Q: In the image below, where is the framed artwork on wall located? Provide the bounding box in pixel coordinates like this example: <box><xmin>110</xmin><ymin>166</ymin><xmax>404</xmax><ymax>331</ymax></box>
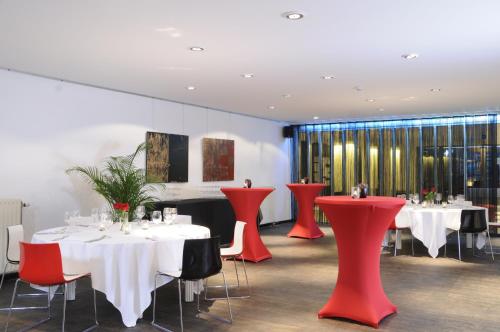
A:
<box><xmin>202</xmin><ymin>138</ymin><xmax>234</xmax><ymax>181</ymax></box>
<box><xmin>146</xmin><ymin>131</ymin><xmax>189</xmax><ymax>183</ymax></box>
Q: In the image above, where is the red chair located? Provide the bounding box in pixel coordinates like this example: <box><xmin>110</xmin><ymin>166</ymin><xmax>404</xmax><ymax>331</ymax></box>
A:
<box><xmin>4</xmin><ymin>242</ymin><xmax>98</xmax><ymax>332</ymax></box>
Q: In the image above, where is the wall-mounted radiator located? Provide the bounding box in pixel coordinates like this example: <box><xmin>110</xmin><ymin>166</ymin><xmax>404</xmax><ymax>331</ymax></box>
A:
<box><xmin>0</xmin><ymin>199</ymin><xmax>23</xmax><ymax>273</ymax></box>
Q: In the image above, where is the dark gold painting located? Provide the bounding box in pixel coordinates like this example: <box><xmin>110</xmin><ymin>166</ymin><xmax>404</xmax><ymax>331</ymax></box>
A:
<box><xmin>146</xmin><ymin>132</ymin><xmax>188</xmax><ymax>183</ymax></box>
<box><xmin>202</xmin><ymin>138</ymin><xmax>234</xmax><ymax>182</ymax></box>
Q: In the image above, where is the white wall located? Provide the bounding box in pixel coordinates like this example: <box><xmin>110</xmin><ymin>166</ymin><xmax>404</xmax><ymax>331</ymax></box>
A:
<box><xmin>0</xmin><ymin>69</ymin><xmax>291</xmax><ymax>238</ymax></box>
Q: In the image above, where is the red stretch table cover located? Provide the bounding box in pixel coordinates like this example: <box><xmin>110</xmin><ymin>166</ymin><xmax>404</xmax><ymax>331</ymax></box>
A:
<box><xmin>287</xmin><ymin>184</ymin><xmax>327</xmax><ymax>239</ymax></box>
<box><xmin>220</xmin><ymin>187</ymin><xmax>274</xmax><ymax>262</ymax></box>
<box><xmin>315</xmin><ymin>196</ymin><xmax>405</xmax><ymax>328</ymax></box>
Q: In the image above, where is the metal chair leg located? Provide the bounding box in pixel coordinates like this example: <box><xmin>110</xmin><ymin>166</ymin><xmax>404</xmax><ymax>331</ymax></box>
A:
<box><xmin>233</xmin><ymin>257</ymin><xmax>240</xmax><ymax>287</ymax></box>
<box><xmin>62</xmin><ymin>283</ymin><xmax>67</xmax><ymax>332</ymax></box>
<box><xmin>197</xmin><ymin>272</ymin><xmax>233</xmax><ymax>324</ymax></box>
<box><xmin>205</xmin><ymin>256</ymin><xmax>250</xmax><ymax>300</ymax></box>
<box><xmin>457</xmin><ymin>230</ymin><xmax>462</xmax><ymax>261</ymax></box>
<box><xmin>178</xmin><ymin>279</ymin><xmax>183</xmax><ymax>332</ymax></box>
<box><xmin>472</xmin><ymin>233</ymin><xmax>475</xmax><ymax>256</ymax></box>
<box><xmin>4</xmin><ymin>278</ymin><xmax>20</xmax><ymax>332</ymax></box>
<box><xmin>0</xmin><ymin>262</ymin><xmax>9</xmax><ymax>290</ymax></box>
<box><xmin>393</xmin><ymin>230</ymin><xmax>398</xmax><ymax>256</ymax></box>
<box><xmin>487</xmin><ymin>231</ymin><xmax>495</xmax><ymax>262</ymax></box>
<box><xmin>411</xmin><ymin>233</ymin><xmax>415</xmax><ymax>256</ymax></box>
<box><xmin>151</xmin><ymin>273</ymin><xmax>174</xmax><ymax>332</ymax></box>
<box><xmin>241</xmin><ymin>257</ymin><xmax>250</xmax><ymax>297</ymax></box>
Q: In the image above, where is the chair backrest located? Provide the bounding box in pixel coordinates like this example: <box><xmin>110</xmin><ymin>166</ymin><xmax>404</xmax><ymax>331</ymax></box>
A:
<box><xmin>6</xmin><ymin>225</ymin><xmax>23</xmax><ymax>263</ymax></box>
<box><xmin>231</xmin><ymin>221</ymin><xmax>246</xmax><ymax>255</ymax></box>
<box><xmin>179</xmin><ymin>237</ymin><xmax>222</xmax><ymax>281</ymax></box>
<box><xmin>19</xmin><ymin>242</ymin><xmax>66</xmax><ymax>286</ymax></box>
<box><xmin>459</xmin><ymin>210</ymin><xmax>487</xmax><ymax>233</ymax></box>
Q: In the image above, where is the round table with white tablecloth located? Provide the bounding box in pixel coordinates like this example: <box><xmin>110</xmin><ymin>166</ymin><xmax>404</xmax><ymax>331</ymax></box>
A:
<box><xmin>32</xmin><ymin>223</ymin><xmax>210</xmax><ymax>327</ymax></box>
<box><xmin>395</xmin><ymin>204</ymin><xmax>488</xmax><ymax>258</ymax></box>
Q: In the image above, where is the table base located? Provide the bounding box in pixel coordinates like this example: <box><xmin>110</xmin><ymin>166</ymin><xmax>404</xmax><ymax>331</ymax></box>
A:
<box><xmin>287</xmin><ymin>222</ymin><xmax>325</xmax><ymax>239</ymax></box>
<box><xmin>318</xmin><ymin>287</ymin><xmax>397</xmax><ymax>328</ymax></box>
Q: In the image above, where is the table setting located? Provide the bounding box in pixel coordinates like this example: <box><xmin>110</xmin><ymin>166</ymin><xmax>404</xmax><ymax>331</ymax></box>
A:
<box><xmin>31</xmin><ymin>208</ymin><xmax>208</xmax><ymax>327</ymax></box>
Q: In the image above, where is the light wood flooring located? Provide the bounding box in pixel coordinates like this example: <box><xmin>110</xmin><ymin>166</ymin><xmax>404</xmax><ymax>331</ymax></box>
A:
<box><xmin>1</xmin><ymin>223</ymin><xmax>500</xmax><ymax>331</ymax></box>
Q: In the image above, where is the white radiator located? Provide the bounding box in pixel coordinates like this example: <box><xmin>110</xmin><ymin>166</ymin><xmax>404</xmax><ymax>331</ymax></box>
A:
<box><xmin>0</xmin><ymin>199</ymin><xmax>23</xmax><ymax>273</ymax></box>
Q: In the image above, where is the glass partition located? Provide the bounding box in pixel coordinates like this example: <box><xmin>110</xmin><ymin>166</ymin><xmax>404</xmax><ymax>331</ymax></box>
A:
<box><xmin>293</xmin><ymin>114</ymin><xmax>499</xmax><ymax>223</ymax></box>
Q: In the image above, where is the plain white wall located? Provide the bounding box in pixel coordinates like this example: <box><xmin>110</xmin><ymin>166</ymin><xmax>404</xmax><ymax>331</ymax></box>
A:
<box><xmin>0</xmin><ymin>69</ymin><xmax>291</xmax><ymax>238</ymax></box>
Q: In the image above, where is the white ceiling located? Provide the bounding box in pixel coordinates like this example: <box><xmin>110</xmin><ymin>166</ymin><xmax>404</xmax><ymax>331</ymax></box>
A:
<box><xmin>1</xmin><ymin>0</ymin><xmax>500</xmax><ymax>123</ymax></box>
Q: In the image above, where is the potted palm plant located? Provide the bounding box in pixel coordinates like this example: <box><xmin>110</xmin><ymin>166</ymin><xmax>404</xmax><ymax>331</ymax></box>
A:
<box><xmin>66</xmin><ymin>143</ymin><xmax>162</xmax><ymax>221</ymax></box>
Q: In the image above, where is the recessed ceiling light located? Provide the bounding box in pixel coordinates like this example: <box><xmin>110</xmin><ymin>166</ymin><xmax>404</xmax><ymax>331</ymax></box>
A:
<box><xmin>241</xmin><ymin>73</ymin><xmax>254</xmax><ymax>78</ymax></box>
<box><xmin>283</xmin><ymin>11</ymin><xmax>304</xmax><ymax>20</ymax></box>
<box><xmin>282</xmin><ymin>93</ymin><xmax>291</xmax><ymax>98</ymax></box>
<box><xmin>155</xmin><ymin>27</ymin><xmax>182</xmax><ymax>38</ymax></box>
<box><xmin>378</xmin><ymin>108</ymin><xmax>385</xmax><ymax>112</ymax></box>
<box><xmin>353</xmin><ymin>86</ymin><xmax>363</xmax><ymax>92</ymax></box>
<box><xmin>186</xmin><ymin>86</ymin><xmax>196</xmax><ymax>90</ymax></box>
<box><xmin>366</xmin><ymin>98</ymin><xmax>376</xmax><ymax>102</ymax></box>
<box><xmin>402</xmin><ymin>96</ymin><xmax>416</xmax><ymax>101</ymax></box>
<box><xmin>321</xmin><ymin>75</ymin><xmax>335</xmax><ymax>80</ymax></box>
<box><xmin>268</xmin><ymin>105</ymin><xmax>276</xmax><ymax>110</ymax></box>
<box><xmin>189</xmin><ymin>46</ymin><xmax>204</xmax><ymax>51</ymax></box>
<box><xmin>402</xmin><ymin>53</ymin><xmax>419</xmax><ymax>60</ymax></box>
<box><xmin>430</xmin><ymin>88</ymin><xmax>441</xmax><ymax>92</ymax></box>
<box><xmin>313</xmin><ymin>116</ymin><xmax>319</xmax><ymax>120</ymax></box>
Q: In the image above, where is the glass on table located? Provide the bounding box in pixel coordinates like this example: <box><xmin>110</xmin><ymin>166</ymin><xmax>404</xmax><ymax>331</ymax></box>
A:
<box><xmin>99</xmin><ymin>211</ymin><xmax>113</xmax><ymax>231</ymax></box>
<box><xmin>413</xmin><ymin>194</ymin><xmax>420</xmax><ymax>205</ymax></box>
<box><xmin>152</xmin><ymin>211</ymin><xmax>162</xmax><ymax>224</ymax></box>
<box><xmin>91</xmin><ymin>208</ymin><xmax>100</xmax><ymax>223</ymax></box>
<box><xmin>435</xmin><ymin>193</ymin><xmax>442</xmax><ymax>205</ymax></box>
<box><xmin>135</xmin><ymin>205</ymin><xmax>146</xmax><ymax>221</ymax></box>
<box><xmin>351</xmin><ymin>186</ymin><xmax>360</xmax><ymax>199</ymax></box>
<box><xmin>447</xmin><ymin>195</ymin><xmax>454</xmax><ymax>205</ymax></box>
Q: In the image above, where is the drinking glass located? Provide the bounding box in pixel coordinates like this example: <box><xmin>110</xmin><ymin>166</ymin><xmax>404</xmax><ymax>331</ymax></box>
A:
<box><xmin>171</xmin><ymin>208</ymin><xmax>178</xmax><ymax>223</ymax></box>
<box><xmin>413</xmin><ymin>194</ymin><xmax>420</xmax><ymax>205</ymax></box>
<box><xmin>163</xmin><ymin>208</ymin><xmax>172</xmax><ymax>224</ymax></box>
<box><xmin>136</xmin><ymin>206</ymin><xmax>145</xmax><ymax>221</ymax></box>
<box><xmin>435</xmin><ymin>193</ymin><xmax>442</xmax><ymax>205</ymax></box>
<box><xmin>152</xmin><ymin>211</ymin><xmax>162</xmax><ymax>224</ymax></box>
<box><xmin>91</xmin><ymin>208</ymin><xmax>99</xmax><ymax>223</ymax></box>
<box><xmin>351</xmin><ymin>186</ymin><xmax>360</xmax><ymax>199</ymax></box>
<box><xmin>447</xmin><ymin>195</ymin><xmax>454</xmax><ymax>204</ymax></box>
<box><xmin>99</xmin><ymin>211</ymin><xmax>113</xmax><ymax>230</ymax></box>
<box><xmin>64</xmin><ymin>211</ymin><xmax>71</xmax><ymax>224</ymax></box>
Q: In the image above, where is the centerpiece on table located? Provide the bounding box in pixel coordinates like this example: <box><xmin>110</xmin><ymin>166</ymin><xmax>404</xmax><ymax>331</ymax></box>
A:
<box><xmin>421</xmin><ymin>186</ymin><xmax>436</xmax><ymax>207</ymax></box>
<box><xmin>66</xmin><ymin>143</ymin><xmax>162</xmax><ymax>228</ymax></box>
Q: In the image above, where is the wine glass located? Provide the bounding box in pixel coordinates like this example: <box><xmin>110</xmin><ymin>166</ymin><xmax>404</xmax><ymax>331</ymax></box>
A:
<box><xmin>91</xmin><ymin>208</ymin><xmax>100</xmax><ymax>223</ymax></box>
<box><xmin>413</xmin><ymin>194</ymin><xmax>420</xmax><ymax>205</ymax></box>
<box><xmin>171</xmin><ymin>208</ymin><xmax>178</xmax><ymax>223</ymax></box>
<box><xmin>136</xmin><ymin>206</ymin><xmax>145</xmax><ymax>221</ymax></box>
<box><xmin>152</xmin><ymin>211</ymin><xmax>162</xmax><ymax>224</ymax></box>
<box><xmin>435</xmin><ymin>193</ymin><xmax>442</xmax><ymax>205</ymax></box>
<box><xmin>64</xmin><ymin>211</ymin><xmax>71</xmax><ymax>224</ymax></box>
<box><xmin>447</xmin><ymin>195</ymin><xmax>454</xmax><ymax>205</ymax></box>
<box><xmin>99</xmin><ymin>211</ymin><xmax>113</xmax><ymax>230</ymax></box>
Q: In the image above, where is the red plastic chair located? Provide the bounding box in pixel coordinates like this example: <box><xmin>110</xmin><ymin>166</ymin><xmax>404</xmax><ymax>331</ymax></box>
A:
<box><xmin>4</xmin><ymin>242</ymin><xmax>98</xmax><ymax>332</ymax></box>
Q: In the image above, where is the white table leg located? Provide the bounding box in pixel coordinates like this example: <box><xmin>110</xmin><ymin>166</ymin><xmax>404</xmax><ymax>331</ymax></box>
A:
<box><xmin>184</xmin><ymin>281</ymin><xmax>194</xmax><ymax>302</ymax></box>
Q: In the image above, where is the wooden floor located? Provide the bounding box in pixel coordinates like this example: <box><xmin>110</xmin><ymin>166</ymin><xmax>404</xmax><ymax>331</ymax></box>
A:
<box><xmin>1</xmin><ymin>223</ymin><xmax>500</xmax><ymax>331</ymax></box>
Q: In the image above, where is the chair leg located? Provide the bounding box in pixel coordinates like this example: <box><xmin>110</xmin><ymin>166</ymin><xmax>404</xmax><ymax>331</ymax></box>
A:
<box><xmin>0</xmin><ymin>262</ymin><xmax>9</xmax><ymax>290</ymax></box>
<box><xmin>197</xmin><ymin>273</ymin><xmax>233</xmax><ymax>324</ymax></box>
<box><xmin>62</xmin><ymin>283</ymin><xmax>67</xmax><ymax>332</ymax></box>
<box><xmin>393</xmin><ymin>230</ymin><xmax>398</xmax><ymax>256</ymax></box>
<box><xmin>4</xmin><ymin>278</ymin><xmax>20</xmax><ymax>332</ymax></box>
<box><xmin>411</xmin><ymin>233</ymin><xmax>415</xmax><ymax>256</ymax></box>
<box><xmin>457</xmin><ymin>230</ymin><xmax>462</xmax><ymax>261</ymax></box>
<box><xmin>241</xmin><ymin>257</ymin><xmax>251</xmax><ymax>297</ymax></box>
<box><xmin>151</xmin><ymin>273</ymin><xmax>174</xmax><ymax>332</ymax></box>
<box><xmin>178</xmin><ymin>279</ymin><xmax>183</xmax><ymax>332</ymax></box>
<box><xmin>472</xmin><ymin>233</ymin><xmax>475</xmax><ymax>256</ymax></box>
<box><xmin>233</xmin><ymin>257</ymin><xmax>240</xmax><ymax>287</ymax></box>
<box><xmin>487</xmin><ymin>231</ymin><xmax>495</xmax><ymax>262</ymax></box>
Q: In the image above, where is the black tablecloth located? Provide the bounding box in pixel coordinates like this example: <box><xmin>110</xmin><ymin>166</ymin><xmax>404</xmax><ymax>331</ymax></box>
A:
<box><xmin>154</xmin><ymin>198</ymin><xmax>236</xmax><ymax>245</ymax></box>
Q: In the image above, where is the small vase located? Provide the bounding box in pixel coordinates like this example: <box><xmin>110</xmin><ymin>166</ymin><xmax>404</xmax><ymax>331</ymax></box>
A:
<box><xmin>120</xmin><ymin>212</ymin><xmax>129</xmax><ymax>231</ymax></box>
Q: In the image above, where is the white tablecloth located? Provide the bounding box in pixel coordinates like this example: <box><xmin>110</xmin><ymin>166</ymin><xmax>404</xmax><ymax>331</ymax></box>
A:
<box><xmin>395</xmin><ymin>205</ymin><xmax>488</xmax><ymax>258</ymax></box>
<box><xmin>32</xmin><ymin>223</ymin><xmax>210</xmax><ymax>327</ymax></box>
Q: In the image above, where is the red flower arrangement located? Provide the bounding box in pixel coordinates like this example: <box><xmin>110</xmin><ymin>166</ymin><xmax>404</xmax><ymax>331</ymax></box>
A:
<box><xmin>421</xmin><ymin>187</ymin><xmax>436</xmax><ymax>201</ymax></box>
<box><xmin>113</xmin><ymin>202</ymin><xmax>129</xmax><ymax>212</ymax></box>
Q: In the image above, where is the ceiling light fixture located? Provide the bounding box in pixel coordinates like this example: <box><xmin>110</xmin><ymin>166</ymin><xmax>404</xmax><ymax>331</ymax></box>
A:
<box><xmin>241</xmin><ymin>73</ymin><xmax>254</xmax><ymax>78</ymax></box>
<box><xmin>283</xmin><ymin>11</ymin><xmax>304</xmax><ymax>20</ymax></box>
<box><xmin>186</xmin><ymin>86</ymin><xmax>196</xmax><ymax>90</ymax></box>
<box><xmin>430</xmin><ymin>88</ymin><xmax>441</xmax><ymax>92</ymax></box>
<box><xmin>401</xmin><ymin>53</ymin><xmax>419</xmax><ymax>60</ymax></box>
<box><xmin>366</xmin><ymin>98</ymin><xmax>376</xmax><ymax>102</ymax></box>
<box><xmin>189</xmin><ymin>46</ymin><xmax>204</xmax><ymax>51</ymax></box>
<box><xmin>313</xmin><ymin>116</ymin><xmax>319</xmax><ymax>120</ymax></box>
<box><xmin>321</xmin><ymin>75</ymin><xmax>335</xmax><ymax>80</ymax></box>
<box><xmin>268</xmin><ymin>105</ymin><xmax>276</xmax><ymax>110</ymax></box>
<box><xmin>353</xmin><ymin>86</ymin><xmax>363</xmax><ymax>92</ymax></box>
<box><xmin>378</xmin><ymin>108</ymin><xmax>385</xmax><ymax>112</ymax></box>
<box><xmin>282</xmin><ymin>94</ymin><xmax>291</xmax><ymax>98</ymax></box>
